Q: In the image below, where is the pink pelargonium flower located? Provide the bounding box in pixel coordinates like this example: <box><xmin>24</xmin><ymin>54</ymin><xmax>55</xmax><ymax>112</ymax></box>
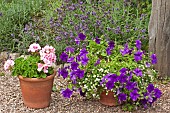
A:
<box><xmin>28</xmin><ymin>43</ymin><xmax>41</xmax><ymax>52</ymax></box>
<box><xmin>4</xmin><ymin>59</ymin><xmax>15</xmax><ymax>71</ymax></box>
<box><xmin>41</xmin><ymin>45</ymin><xmax>55</xmax><ymax>54</ymax></box>
<box><xmin>43</xmin><ymin>53</ymin><xmax>56</xmax><ymax>65</ymax></box>
<box><xmin>37</xmin><ymin>63</ymin><xmax>49</xmax><ymax>73</ymax></box>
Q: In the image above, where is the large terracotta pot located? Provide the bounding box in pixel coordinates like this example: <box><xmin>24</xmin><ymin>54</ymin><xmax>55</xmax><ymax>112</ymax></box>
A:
<box><xmin>99</xmin><ymin>91</ymin><xmax>118</xmax><ymax>106</ymax></box>
<box><xmin>18</xmin><ymin>71</ymin><xmax>56</xmax><ymax>109</ymax></box>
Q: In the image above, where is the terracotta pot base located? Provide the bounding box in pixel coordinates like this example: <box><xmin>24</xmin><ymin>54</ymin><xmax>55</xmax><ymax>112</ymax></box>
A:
<box><xmin>18</xmin><ymin>72</ymin><xmax>56</xmax><ymax>109</ymax></box>
<box><xmin>99</xmin><ymin>91</ymin><xmax>118</xmax><ymax>106</ymax></box>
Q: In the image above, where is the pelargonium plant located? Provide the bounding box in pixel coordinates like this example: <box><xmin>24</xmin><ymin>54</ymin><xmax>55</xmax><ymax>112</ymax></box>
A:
<box><xmin>4</xmin><ymin>43</ymin><xmax>56</xmax><ymax>78</ymax></box>
<box><xmin>58</xmin><ymin>33</ymin><xmax>161</xmax><ymax>111</ymax></box>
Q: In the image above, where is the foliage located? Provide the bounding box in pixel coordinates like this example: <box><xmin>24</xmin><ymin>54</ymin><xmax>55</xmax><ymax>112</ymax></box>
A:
<box><xmin>58</xmin><ymin>33</ymin><xmax>161</xmax><ymax>111</ymax></box>
<box><xmin>20</xmin><ymin>0</ymin><xmax>150</xmax><ymax>63</ymax></box>
<box><xmin>0</xmin><ymin>0</ymin><xmax>48</xmax><ymax>52</ymax></box>
<box><xmin>4</xmin><ymin>43</ymin><xmax>56</xmax><ymax>78</ymax></box>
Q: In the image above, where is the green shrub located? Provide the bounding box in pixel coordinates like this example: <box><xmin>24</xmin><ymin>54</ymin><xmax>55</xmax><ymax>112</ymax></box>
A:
<box><xmin>0</xmin><ymin>0</ymin><xmax>48</xmax><ymax>52</ymax></box>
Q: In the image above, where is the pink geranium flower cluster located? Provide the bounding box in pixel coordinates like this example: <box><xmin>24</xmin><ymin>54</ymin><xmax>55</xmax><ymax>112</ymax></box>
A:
<box><xmin>28</xmin><ymin>43</ymin><xmax>41</xmax><ymax>52</ymax></box>
<box><xmin>38</xmin><ymin>45</ymin><xmax>56</xmax><ymax>73</ymax></box>
<box><xmin>4</xmin><ymin>59</ymin><xmax>15</xmax><ymax>71</ymax></box>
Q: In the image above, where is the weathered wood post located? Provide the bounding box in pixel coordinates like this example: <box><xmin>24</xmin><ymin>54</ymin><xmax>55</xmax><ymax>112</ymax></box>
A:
<box><xmin>149</xmin><ymin>0</ymin><xmax>170</xmax><ymax>77</ymax></box>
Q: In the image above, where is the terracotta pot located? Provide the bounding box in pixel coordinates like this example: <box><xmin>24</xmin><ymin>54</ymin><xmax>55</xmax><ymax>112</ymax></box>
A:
<box><xmin>18</xmin><ymin>71</ymin><xmax>56</xmax><ymax>109</ymax></box>
<box><xmin>99</xmin><ymin>91</ymin><xmax>118</xmax><ymax>106</ymax></box>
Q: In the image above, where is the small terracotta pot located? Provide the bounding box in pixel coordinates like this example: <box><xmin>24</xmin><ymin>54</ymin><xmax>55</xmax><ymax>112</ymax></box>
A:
<box><xmin>18</xmin><ymin>71</ymin><xmax>56</xmax><ymax>109</ymax></box>
<box><xmin>99</xmin><ymin>91</ymin><xmax>118</xmax><ymax>106</ymax></box>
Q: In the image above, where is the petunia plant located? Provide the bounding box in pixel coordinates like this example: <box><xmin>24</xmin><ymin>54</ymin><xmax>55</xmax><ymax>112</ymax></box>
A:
<box><xmin>58</xmin><ymin>33</ymin><xmax>161</xmax><ymax>111</ymax></box>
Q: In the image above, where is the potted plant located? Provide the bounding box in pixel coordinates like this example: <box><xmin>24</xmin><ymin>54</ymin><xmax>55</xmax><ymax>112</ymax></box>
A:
<box><xmin>58</xmin><ymin>33</ymin><xmax>162</xmax><ymax>111</ymax></box>
<box><xmin>4</xmin><ymin>43</ymin><xmax>57</xmax><ymax>109</ymax></box>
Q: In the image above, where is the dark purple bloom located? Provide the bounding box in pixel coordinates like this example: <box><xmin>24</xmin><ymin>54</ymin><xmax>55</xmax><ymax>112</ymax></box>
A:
<box><xmin>80</xmin><ymin>48</ymin><xmax>88</xmax><ymax>56</ymax></box>
<box><xmin>78</xmin><ymin>33</ymin><xmax>86</xmax><ymax>40</ymax></box>
<box><xmin>136</xmin><ymin>39</ymin><xmax>141</xmax><ymax>50</ymax></box>
<box><xmin>67</xmin><ymin>57</ymin><xmax>74</xmax><ymax>63</ymax></box>
<box><xmin>147</xmin><ymin>83</ymin><xmax>154</xmax><ymax>93</ymax></box>
<box><xmin>58</xmin><ymin>68</ymin><xmax>68</xmax><ymax>79</ymax></box>
<box><xmin>133</xmin><ymin>68</ymin><xmax>143</xmax><ymax>77</ymax></box>
<box><xmin>118</xmin><ymin>73</ymin><xmax>127</xmax><ymax>83</ymax></box>
<box><xmin>60</xmin><ymin>52</ymin><xmax>68</xmax><ymax>62</ymax></box>
<box><xmin>70</xmin><ymin>71</ymin><xmax>77</xmax><ymax>84</ymax></box>
<box><xmin>76</xmin><ymin>55</ymin><xmax>81</xmax><ymax>61</ymax></box>
<box><xmin>61</xmin><ymin>88</ymin><xmax>73</xmax><ymax>98</ymax></box>
<box><xmin>0</xmin><ymin>12</ymin><xmax>2</xmax><ymax>17</ymax></box>
<box><xmin>108</xmin><ymin>41</ymin><xmax>115</xmax><ymax>49</ymax></box>
<box><xmin>154</xmin><ymin>88</ymin><xmax>162</xmax><ymax>98</ymax></box>
<box><xmin>71</xmin><ymin>62</ymin><xmax>79</xmax><ymax>70</ymax></box>
<box><xmin>150</xmin><ymin>54</ymin><xmax>157</xmax><ymax>64</ymax></box>
<box><xmin>118</xmin><ymin>93</ymin><xmax>127</xmax><ymax>102</ymax></box>
<box><xmin>130</xmin><ymin>90</ymin><xmax>140</xmax><ymax>101</ymax></box>
<box><xmin>95</xmin><ymin>36</ymin><xmax>100</xmax><ymax>44</ymax></box>
<box><xmin>126</xmin><ymin>82</ymin><xmax>136</xmax><ymax>90</ymax></box>
<box><xmin>66</xmin><ymin>47</ymin><xmax>75</xmax><ymax>53</ymax></box>
<box><xmin>76</xmin><ymin>69</ymin><xmax>85</xmax><ymax>79</ymax></box>
<box><xmin>106</xmin><ymin>81</ymin><xmax>114</xmax><ymax>90</ymax></box>
<box><xmin>120</xmin><ymin>43</ymin><xmax>132</xmax><ymax>56</ymax></box>
<box><xmin>106</xmin><ymin>47</ymin><xmax>112</xmax><ymax>55</ymax></box>
<box><xmin>81</xmin><ymin>55</ymin><xmax>89</xmax><ymax>66</ymax></box>
<box><xmin>94</xmin><ymin>59</ymin><xmax>100</xmax><ymax>66</ymax></box>
<box><xmin>120</xmin><ymin>68</ymin><xmax>128</xmax><ymax>74</ymax></box>
<box><xmin>134</xmin><ymin>51</ymin><xmax>143</xmax><ymax>62</ymax></box>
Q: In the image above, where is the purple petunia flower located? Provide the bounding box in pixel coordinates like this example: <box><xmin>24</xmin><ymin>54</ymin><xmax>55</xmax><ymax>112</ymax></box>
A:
<box><xmin>154</xmin><ymin>88</ymin><xmax>162</xmax><ymax>98</ymax></box>
<box><xmin>71</xmin><ymin>62</ymin><xmax>79</xmax><ymax>70</ymax></box>
<box><xmin>106</xmin><ymin>81</ymin><xmax>115</xmax><ymax>90</ymax></box>
<box><xmin>130</xmin><ymin>90</ymin><xmax>140</xmax><ymax>101</ymax></box>
<box><xmin>147</xmin><ymin>83</ymin><xmax>154</xmax><ymax>93</ymax></box>
<box><xmin>108</xmin><ymin>41</ymin><xmax>115</xmax><ymax>49</ymax></box>
<box><xmin>106</xmin><ymin>47</ymin><xmax>112</xmax><ymax>55</ymax></box>
<box><xmin>58</xmin><ymin>68</ymin><xmax>68</xmax><ymax>79</ymax></box>
<box><xmin>136</xmin><ymin>39</ymin><xmax>141</xmax><ymax>50</ymax></box>
<box><xmin>95</xmin><ymin>36</ymin><xmax>100</xmax><ymax>44</ymax></box>
<box><xmin>120</xmin><ymin>68</ymin><xmax>128</xmax><ymax>74</ymax></box>
<box><xmin>134</xmin><ymin>50</ymin><xmax>143</xmax><ymax>62</ymax></box>
<box><xmin>150</xmin><ymin>54</ymin><xmax>157</xmax><ymax>64</ymax></box>
<box><xmin>118</xmin><ymin>93</ymin><xmax>127</xmax><ymax>102</ymax></box>
<box><xmin>94</xmin><ymin>59</ymin><xmax>100</xmax><ymax>66</ymax></box>
<box><xmin>118</xmin><ymin>73</ymin><xmax>127</xmax><ymax>83</ymax></box>
<box><xmin>76</xmin><ymin>69</ymin><xmax>85</xmax><ymax>79</ymax></box>
<box><xmin>66</xmin><ymin>47</ymin><xmax>75</xmax><ymax>53</ymax></box>
<box><xmin>80</xmin><ymin>48</ymin><xmax>88</xmax><ymax>56</ymax></box>
<box><xmin>120</xmin><ymin>43</ymin><xmax>133</xmax><ymax>56</ymax></box>
<box><xmin>78</xmin><ymin>33</ymin><xmax>86</xmax><ymax>40</ymax></box>
<box><xmin>60</xmin><ymin>52</ymin><xmax>68</xmax><ymax>62</ymax></box>
<box><xmin>70</xmin><ymin>71</ymin><xmax>77</xmax><ymax>84</ymax></box>
<box><xmin>126</xmin><ymin>82</ymin><xmax>136</xmax><ymax>90</ymax></box>
<box><xmin>133</xmin><ymin>68</ymin><xmax>143</xmax><ymax>77</ymax></box>
<box><xmin>61</xmin><ymin>88</ymin><xmax>73</xmax><ymax>98</ymax></box>
<box><xmin>81</xmin><ymin>55</ymin><xmax>89</xmax><ymax>66</ymax></box>
<box><xmin>67</xmin><ymin>56</ymin><xmax>74</xmax><ymax>63</ymax></box>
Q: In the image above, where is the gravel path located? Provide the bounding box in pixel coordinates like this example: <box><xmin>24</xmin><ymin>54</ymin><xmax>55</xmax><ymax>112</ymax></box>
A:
<box><xmin>0</xmin><ymin>65</ymin><xmax>170</xmax><ymax>113</ymax></box>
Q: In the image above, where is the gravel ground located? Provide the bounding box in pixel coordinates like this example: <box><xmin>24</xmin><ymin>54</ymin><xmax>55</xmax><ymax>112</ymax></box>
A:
<box><xmin>0</xmin><ymin>63</ymin><xmax>170</xmax><ymax>113</ymax></box>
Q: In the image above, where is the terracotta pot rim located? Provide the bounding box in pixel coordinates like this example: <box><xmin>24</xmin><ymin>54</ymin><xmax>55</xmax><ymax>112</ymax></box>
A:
<box><xmin>18</xmin><ymin>71</ymin><xmax>56</xmax><ymax>82</ymax></box>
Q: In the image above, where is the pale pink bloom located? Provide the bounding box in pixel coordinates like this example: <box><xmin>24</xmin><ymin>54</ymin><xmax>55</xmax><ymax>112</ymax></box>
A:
<box><xmin>4</xmin><ymin>59</ymin><xmax>14</xmax><ymax>71</ymax></box>
<box><xmin>41</xmin><ymin>45</ymin><xmax>55</xmax><ymax>54</ymax></box>
<box><xmin>28</xmin><ymin>43</ymin><xmax>41</xmax><ymax>52</ymax></box>
<box><xmin>37</xmin><ymin>63</ymin><xmax>44</xmax><ymax>72</ymax></box>
<box><xmin>37</xmin><ymin>63</ymin><xmax>49</xmax><ymax>73</ymax></box>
